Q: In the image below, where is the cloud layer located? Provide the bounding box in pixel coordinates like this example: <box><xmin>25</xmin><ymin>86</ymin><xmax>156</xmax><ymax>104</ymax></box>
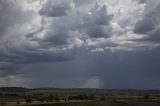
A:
<box><xmin>0</xmin><ymin>0</ymin><xmax>160</xmax><ymax>89</ymax></box>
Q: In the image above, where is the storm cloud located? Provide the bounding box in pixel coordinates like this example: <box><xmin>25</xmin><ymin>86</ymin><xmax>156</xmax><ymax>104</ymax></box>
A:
<box><xmin>39</xmin><ymin>0</ymin><xmax>72</xmax><ymax>17</ymax></box>
<box><xmin>134</xmin><ymin>0</ymin><xmax>160</xmax><ymax>42</ymax></box>
<box><xmin>0</xmin><ymin>0</ymin><xmax>160</xmax><ymax>89</ymax></box>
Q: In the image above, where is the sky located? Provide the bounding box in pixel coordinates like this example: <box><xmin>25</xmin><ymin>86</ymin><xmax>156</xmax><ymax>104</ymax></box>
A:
<box><xmin>0</xmin><ymin>0</ymin><xmax>160</xmax><ymax>89</ymax></box>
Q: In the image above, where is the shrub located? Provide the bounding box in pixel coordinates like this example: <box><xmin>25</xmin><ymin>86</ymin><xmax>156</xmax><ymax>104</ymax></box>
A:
<box><xmin>25</xmin><ymin>97</ymin><xmax>32</xmax><ymax>104</ymax></box>
<box><xmin>144</xmin><ymin>94</ymin><xmax>150</xmax><ymax>100</ymax></box>
<box><xmin>89</xmin><ymin>95</ymin><xmax>96</xmax><ymax>100</ymax></box>
<box><xmin>16</xmin><ymin>101</ymin><xmax>20</xmax><ymax>105</ymax></box>
<box><xmin>100</xmin><ymin>96</ymin><xmax>106</xmax><ymax>101</ymax></box>
<box><xmin>48</xmin><ymin>95</ymin><xmax>54</xmax><ymax>102</ymax></box>
<box><xmin>55</xmin><ymin>95</ymin><xmax>60</xmax><ymax>102</ymax></box>
<box><xmin>1</xmin><ymin>102</ymin><xmax>7</xmax><ymax>106</ymax></box>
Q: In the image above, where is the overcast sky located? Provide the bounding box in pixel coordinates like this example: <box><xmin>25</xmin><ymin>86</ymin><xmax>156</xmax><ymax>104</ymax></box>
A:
<box><xmin>0</xmin><ymin>0</ymin><xmax>160</xmax><ymax>89</ymax></box>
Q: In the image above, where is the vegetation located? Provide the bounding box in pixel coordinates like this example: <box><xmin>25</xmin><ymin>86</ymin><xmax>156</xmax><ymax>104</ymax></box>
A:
<box><xmin>54</xmin><ymin>95</ymin><xmax>60</xmax><ymax>102</ymax></box>
<box><xmin>0</xmin><ymin>102</ymin><xmax>7</xmax><ymax>106</ymax></box>
<box><xmin>100</xmin><ymin>96</ymin><xmax>106</xmax><ymax>101</ymax></box>
<box><xmin>0</xmin><ymin>87</ymin><xmax>159</xmax><ymax>106</ymax></box>
<box><xmin>25</xmin><ymin>97</ymin><xmax>32</xmax><ymax>104</ymax></box>
<box><xmin>47</xmin><ymin>95</ymin><xmax>54</xmax><ymax>102</ymax></box>
<box><xmin>144</xmin><ymin>94</ymin><xmax>150</xmax><ymax>100</ymax></box>
<box><xmin>16</xmin><ymin>101</ymin><xmax>20</xmax><ymax>105</ymax></box>
<box><xmin>21</xmin><ymin>100</ymin><xmax>127</xmax><ymax>106</ymax></box>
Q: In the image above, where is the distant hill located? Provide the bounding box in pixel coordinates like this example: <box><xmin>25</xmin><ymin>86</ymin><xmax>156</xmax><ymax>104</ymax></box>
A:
<box><xmin>0</xmin><ymin>87</ymin><xmax>160</xmax><ymax>95</ymax></box>
<box><xmin>0</xmin><ymin>87</ymin><xmax>31</xmax><ymax>92</ymax></box>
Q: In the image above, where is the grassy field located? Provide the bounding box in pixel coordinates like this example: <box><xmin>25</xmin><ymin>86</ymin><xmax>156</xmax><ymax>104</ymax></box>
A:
<box><xmin>19</xmin><ymin>100</ymin><xmax>127</xmax><ymax>106</ymax></box>
<box><xmin>0</xmin><ymin>99</ymin><xmax>127</xmax><ymax>106</ymax></box>
<box><xmin>0</xmin><ymin>88</ymin><xmax>160</xmax><ymax>106</ymax></box>
<box><xmin>1</xmin><ymin>96</ymin><xmax>160</xmax><ymax>106</ymax></box>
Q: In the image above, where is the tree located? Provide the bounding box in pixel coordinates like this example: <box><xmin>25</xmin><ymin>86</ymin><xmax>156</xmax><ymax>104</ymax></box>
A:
<box><xmin>16</xmin><ymin>101</ymin><xmax>20</xmax><ymax>105</ymax></box>
<box><xmin>144</xmin><ymin>94</ymin><xmax>150</xmax><ymax>100</ymax></box>
<box><xmin>48</xmin><ymin>95</ymin><xmax>54</xmax><ymax>102</ymax></box>
<box><xmin>89</xmin><ymin>95</ymin><xmax>96</xmax><ymax>100</ymax></box>
<box><xmin>64</xmin><ymin>97</ymin><xmax>67</xmax><ymax>102</ymax></box>
<box><xmin>37</xmin><ymin>98</ymin><xmax>45</xmax><ymax>103</ymax></box>
<box><xmin>25</xmin><ymin>97</ymin><xmax>32</xmax><ymax>104</ymax></box>
<box><xmin>100</xmin><ymin>96</ymin><xmax>106</xmax><ymax>101</ymax></box>
<box><xmin>55</xmin><ymin>95</ymin><xmax>60</xmax><ymax>102</ymax></box>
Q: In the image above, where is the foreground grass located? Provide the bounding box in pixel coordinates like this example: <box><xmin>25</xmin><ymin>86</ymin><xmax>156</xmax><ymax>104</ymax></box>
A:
<box><xmin>20</xmin><ymin>99</ymin><xmax>127</xmax><ymax>106</ymax></box>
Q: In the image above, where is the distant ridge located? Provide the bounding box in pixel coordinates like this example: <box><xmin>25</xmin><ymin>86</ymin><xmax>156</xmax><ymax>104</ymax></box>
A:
<box><xmin>0</xmin><ymin>87</ymin><xmax>31</xmax><ymax>92</ymax></box>
<box><xmin>0</xmin><ymin>87</ymin><xmax>160</xmax><ymax>94</ymax></box>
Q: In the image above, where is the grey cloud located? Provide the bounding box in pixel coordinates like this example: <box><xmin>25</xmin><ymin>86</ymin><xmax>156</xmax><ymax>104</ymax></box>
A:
<box><xmin>41</xmin><ymin>28</ymin><xmax>70</xmax><ymax>46</ymax></box>
<box><xmin>73</xmin><ymin>0</ymin><xmax>95</xmax><ymax>7</ymax></box>
<box><xmin>84</xmin><ymin>4</ymin><xmax>112</xmax><ymax>26</ymax></box>
<box><xmin>38</xmin><ymin>0</ymin><xmax>113</xmax><ymax>42</ymax></box>
<box><xmin>0</xmin><ymin>47</ymin><xmax>74</xmax><ymax>64</ymax></box>
<box><xmin>135</xmin><ymin>0</ymin><xmax>146</xmax><ymax>4</ymax></box>
<box><xmin>25</xmin><ymin>0</ymin><xmax>113</xmax><ymax>61</ymax></box>
<box><xmin>27</xmin><ymin>28</ymin><xmax>70</xmax><ymax>47</ymax></box>
<box><xmin>0</xmin><ymin>0</ymin><xmax>36</xmax><ymax>65</ymax></box>
<box><xmin>1</xmin><ymin>0</ymin><xmax>160</xmax><ymax>89</ymax></box>
<box><xmin>0</xmin><ymin>0</ymin><xmax>152</xmax><ymax>66</ymax></box>
<box><xmin>0</xmin><ymin>0</ymin><xmax>33</xmax><ymax>36</ymax></box>
<box><xmin>0</xmin><ymin>62</ymin><xmax>21</xmax><ymax>77</ymax></box>
<box><xmin>0</xmin><ymin>48</ymin><xmax>74</xmax><ymax>77</ymax></box>
<box><xmin>39</xmin><ymin>0</ymin><xmax>72</xmax><ymax>17</ymax></box>
<box><xmin>84</xmin><ymin>49</ymin><xmax>160</xmax><ymax>89</ymax></box>
<box><xmin>134</xmin><ymin>1</ymin><xmax>160</xmax><ymax>42</ymax></box>
<box><xmin>17</xmin><ymin>49</ymin><xmax>160</xmax><ymax>89</ymax></box>
<box><xmin>134</xmin><ymin>18</ymin><xmax>155</xmax><ymax>34</ymax></box>
<box><xmin>80</xmin><ymin>4</ymin><xmax>113</xmax><ymax>38</ymax></box>
<box><xmin>84</xmin><ymin>26</ymin><xmax>112</xmax><ymax>38</ymax></box>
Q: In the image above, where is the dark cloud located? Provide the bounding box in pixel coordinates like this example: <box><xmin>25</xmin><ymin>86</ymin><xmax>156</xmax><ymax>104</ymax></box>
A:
<box><xmin>135</xmin><ymin>0</ymin><xmax>146</xmax><ymax>4</ymax></box>
<box><xmin>23</xmin><ymin>0</ymin><xmax>113</xmax><ymax>64</ymax></box>
<box><xmin>0</xmin><ymin>0</ymin><xmax>31</xmax><ymax>36</ymax></box>
<box><xmin>0</xmin><ymin>62</ymin><xmax>19</xmax><ymax>77</ymax></box>
<box><xmin>134</xmin><ymin>18</ymin><xmax>155</xmax><ymax>34</ymax></box>
<box><xmin>83</xmin><ymin>4</ymin><xmax>112</xmax><ymax>26</ymax></box>
<box><xmin>0</xmin><ymin>47</ymin><xmax>74</xmax><ymax>64</ymax></box>
<box><xmin>39</xmin><ymin>0</ymin><xmax>72</xmax><ymax>17</ymax></box>
<box><xmin>28</xmin><ymin>28</ymin><xmax>70</xmax><ymax>47</ymax></box>
<box><xmin>0</xmin><ymin>0</ymin><xmax>160</xmax><ymax>89</ymax></box>
<box><xmin>81</xmin><ymin>4</ymin><xmax>113</xmax><ymax>38</ymax></box>
<box><xmin>80</xmin><ymin>49</ymin><xmax>160</xmax><ymax>89</ymax></box>
<box><xmin>134</xmin><ymin>1</ymin><xmax>160</xmax><ymax>42</ymax></box>
<box><xmin>17</xmin><ymin>49</ymin><xmax>160</xmax><ymax>89</ymax></box>
<box><xmin>84</xmin><ymin>26</ymin><xmax>111</xmax><ymax>38</ymax></box>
